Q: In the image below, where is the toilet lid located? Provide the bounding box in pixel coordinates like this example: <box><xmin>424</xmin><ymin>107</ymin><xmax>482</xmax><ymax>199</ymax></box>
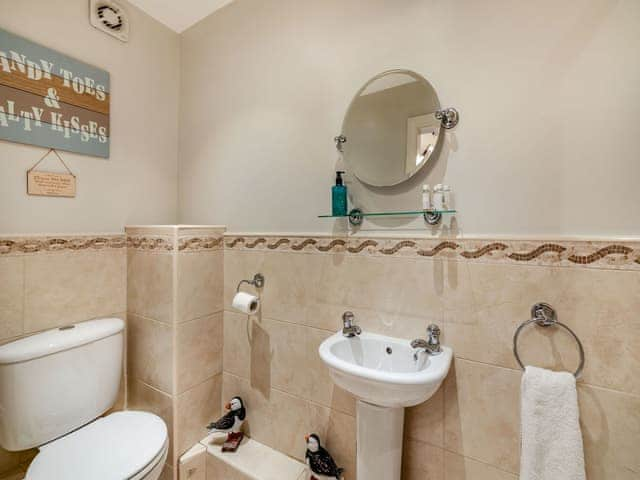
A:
<box><xmin>27</xmin><ymin>411</ymin><xmax>167</xmax><ymax>480</ymax></box>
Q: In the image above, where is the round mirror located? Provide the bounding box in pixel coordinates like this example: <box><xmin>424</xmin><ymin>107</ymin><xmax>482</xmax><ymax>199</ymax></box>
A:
<box><xmin>341</xmin><ymin>70</ymin><xmax>441</xmax><ymax>187</ymax></box>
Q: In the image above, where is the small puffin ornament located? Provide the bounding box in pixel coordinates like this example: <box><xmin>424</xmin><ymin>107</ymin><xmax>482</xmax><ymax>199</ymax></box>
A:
<box><xmin>207</xmin><ymin>396</ymin><xmax>246</xmax><ymax>452</ymax></box>
<box><xmin>305</xmin><ymin>434</ymin><xmax>344</xmax><ymax>480</ymax></box>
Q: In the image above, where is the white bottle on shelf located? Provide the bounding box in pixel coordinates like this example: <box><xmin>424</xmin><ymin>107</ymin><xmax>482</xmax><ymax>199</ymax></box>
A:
<box><xmin>441</xmin><ymin>185</ymin><xmax>452</xmax><ymax>210</ymax></box>
<box><xmin>432</xmin><ymin>184</ymin><xmax>444</xmax><ymax>210</ymax></box>
<box><xmin>422</xmin><ymin>184</ymin><xmax>431</xmax><ymax>210</ymax></box>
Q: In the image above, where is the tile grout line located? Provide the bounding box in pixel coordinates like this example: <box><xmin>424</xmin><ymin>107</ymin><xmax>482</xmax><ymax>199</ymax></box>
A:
<box><xmin>170</xmin><ymin>230</ymin><xmax>179</xmax><ymax>478</ymax></box>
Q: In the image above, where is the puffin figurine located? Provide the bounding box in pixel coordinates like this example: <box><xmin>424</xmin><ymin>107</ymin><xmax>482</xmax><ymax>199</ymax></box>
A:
<box><xmin>207</xmin><ymin>396</ymin><xmax>246</xmax><ymax>434</ymax></box>
<box><xmin>207</xmin><ymin>397</ymin><xmax>246</xmax><ymax>452</ymax></box>
<box><xmin>305</xmin><ymin>434</ymin><xmax>344</xmax><ymax>480</ymax></box>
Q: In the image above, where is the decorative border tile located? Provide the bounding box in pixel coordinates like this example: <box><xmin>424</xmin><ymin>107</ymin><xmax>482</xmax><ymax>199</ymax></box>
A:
<box><xmin>126</xmin><ymin>235</ymin><xmax>174</xmax><ymax>251</ymax></box>
<box><xmin>224</xmin><ymin>235</ymin><xmax>640</xmax><ymax>270</ymax></box>
<box><xmin>177</xmin><ymin>235</ymin><xmax>224</xmax><ymax>252</ymax></box>
<box><xmin>126</xmin><ymin>235</ymin><xmax>224</xmax><ymax>252</ymax></box>
<box><xmin>0</xmin><ymin>235</ymin><xmax>126</xmax><ymax>255</ymax></box>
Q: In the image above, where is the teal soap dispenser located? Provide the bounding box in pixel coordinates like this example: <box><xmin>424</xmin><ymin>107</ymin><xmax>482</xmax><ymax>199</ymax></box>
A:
<box><xmin>332</xmin><ymin>171</ymin><xmax>348</xmax><ymax>216</ymax></box>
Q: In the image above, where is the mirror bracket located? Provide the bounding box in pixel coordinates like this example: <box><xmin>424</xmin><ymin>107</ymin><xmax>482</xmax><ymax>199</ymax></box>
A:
<box><xmin>435</xmin><ymin>107</ymin><xmax>459</xmax><ymax>129</ymax></box>
<box><xmin>334</xmin><ymin>135</ymin><xmax>347</xmax><ymax>152</ymax></box>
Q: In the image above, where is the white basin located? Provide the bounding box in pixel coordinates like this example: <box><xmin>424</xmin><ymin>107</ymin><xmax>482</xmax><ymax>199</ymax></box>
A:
<box><xmin>318</xmin><ymin>330</ymin><xmax>453</xmax><ymax>480</ymax></box>
<box><xmin>319</xmin><ymin>330</ymin><xmax>452</xmax><ymax>408</ymax></box>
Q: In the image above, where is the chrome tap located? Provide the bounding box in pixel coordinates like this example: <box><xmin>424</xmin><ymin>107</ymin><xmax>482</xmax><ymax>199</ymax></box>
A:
<box><xmin>342</xmin><ymin>311</ymin><xmax>361</xmax><ymax>337</ymax></box>
<box><xmin>411</xmin><ymin>324</ymin><xmax>442</xmax><ymax>356</ymax></box>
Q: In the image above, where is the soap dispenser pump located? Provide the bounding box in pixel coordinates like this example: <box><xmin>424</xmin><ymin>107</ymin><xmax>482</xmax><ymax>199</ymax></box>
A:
<box><xmin>332</xmin><ymin>171</ymin><xmax>348</xmax><ymax>216</ymax></box>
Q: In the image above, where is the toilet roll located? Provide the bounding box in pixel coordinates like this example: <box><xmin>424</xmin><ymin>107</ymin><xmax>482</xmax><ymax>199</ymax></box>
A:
<box><xmin>232</xmin><ymin>291</ymin><xmax>260</xmax><ymax>315</ymax></box>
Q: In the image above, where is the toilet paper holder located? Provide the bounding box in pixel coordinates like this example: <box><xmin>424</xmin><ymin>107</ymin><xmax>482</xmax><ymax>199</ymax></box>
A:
<box><xmin>236</xmin><ymin>273</ymin><xmax>265</xmax><ymax>292</ymax></box>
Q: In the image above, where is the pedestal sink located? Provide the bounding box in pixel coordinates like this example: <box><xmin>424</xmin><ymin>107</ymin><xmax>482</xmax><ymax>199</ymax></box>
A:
<box><xmin>319</xmin><ymin>331</ymin><xmax>452</xmax><ymax>480</ymax></box>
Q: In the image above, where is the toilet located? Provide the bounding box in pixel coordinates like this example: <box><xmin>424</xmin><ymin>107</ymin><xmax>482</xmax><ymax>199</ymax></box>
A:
<box><xmin>0</xmin><ymin>318</ymin><xmax>168</xmax><ymax>480</ymax></box>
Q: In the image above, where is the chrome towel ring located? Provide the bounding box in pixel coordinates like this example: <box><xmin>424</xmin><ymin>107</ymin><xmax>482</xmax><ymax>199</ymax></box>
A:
<box><xmin>513</xmin><ymin>303</ymin><xmax>585</xmax><ymax>379</ymax></box>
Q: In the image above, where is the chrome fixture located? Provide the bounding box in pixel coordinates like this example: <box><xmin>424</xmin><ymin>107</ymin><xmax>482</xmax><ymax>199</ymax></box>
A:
<box><xmin>513</xmin><ymin>303</ymin><xmax>585</xmax><ymax>379</ymax></box>
<box><xmin>334</xmin><ymin>135</ymin><xmax>347</xmax><ymax>152</ymax></box>
<box><xmin>236</xmin><ymin>273</ymin><xmax>265</xmax><ymax>292</ymax></box>
<box><xmin>348</xmin><ymin>208</ymin><xmax>363</xmax><ymax>226</ymax></box>
<box><xmin>411</xmin><ymin>324</ymin><xmax>442</xmax><ymax>358</ymax></box>
<box><xmin>423</xmin><ymin>210</ymin><xmax>442</xmax><ymax>225</ymax></box>
<box><xmin>342</xmin><ymin>311</ymin><xmax>362</xmax><ymax>337</ymax></box>
<box><xmin>341</xmin><ymin>208</ymin><xmax>445</xmax><ymax>227</ymax></box>
<box><xmin>435</xmin><ymin>108</ymin><xmax>459</xmax><ymax>129</ymax></box>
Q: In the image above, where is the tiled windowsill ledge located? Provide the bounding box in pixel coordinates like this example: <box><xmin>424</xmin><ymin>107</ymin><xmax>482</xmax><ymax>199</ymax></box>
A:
<box><xmin>180</xmin><ymin>434</ymin><xmax>307</xmax><ymax>480</ymax></box>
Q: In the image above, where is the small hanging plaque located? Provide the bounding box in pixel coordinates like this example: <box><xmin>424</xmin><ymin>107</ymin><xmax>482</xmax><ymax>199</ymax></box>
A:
<box><xmin>26</xmin><ymin>149</ymin><xmax>76</xmax><ymax>198</ymax></box>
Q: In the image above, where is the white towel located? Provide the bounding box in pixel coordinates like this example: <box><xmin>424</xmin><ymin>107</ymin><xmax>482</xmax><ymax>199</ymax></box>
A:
<box><xmin>520</xmin><ymin>366</ymin><xmax>586</xmax><ymax>480</ymax></box>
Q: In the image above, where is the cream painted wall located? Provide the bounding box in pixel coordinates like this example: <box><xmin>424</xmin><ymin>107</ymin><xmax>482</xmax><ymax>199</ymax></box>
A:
<box><xmin>0</xmin><ymin>0</ymin><xmax>180</xmax><ymax>234</ymax></box>
<box><xmin>178</xmin><ymin>0</ymin><xmax>640</xmax><ymax>237</ymax></box>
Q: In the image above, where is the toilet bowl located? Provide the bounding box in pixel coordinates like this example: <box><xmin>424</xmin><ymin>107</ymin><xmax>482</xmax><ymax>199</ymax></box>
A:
<box><xmin>25</xmin><ymin>411</ymin><xmax>168</xmax><ymax>480</ymax></box>
<box><xmin>0</xmin><ymin>318</ymin><xmax>168</xmax><ymax>479</ymax></box>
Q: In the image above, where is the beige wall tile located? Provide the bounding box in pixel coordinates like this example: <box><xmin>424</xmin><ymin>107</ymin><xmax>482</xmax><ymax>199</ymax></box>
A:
<box><xmin>579</xmin><ymin>384</ymin><xmax>640</xmax><ymax>480</ymax></box>
<box><xmin>405</xmin><ymin>385</ymin><xmax>444</xmax><ymax>447</ymax></box>
<box><xmin>305</xmin><ymin>326</ymin><xmax>356</xmax><ymax>416</ymax></box>
<box><xmin>255</xmin><ymin>251</ymin><xmax>448</xmax><ymax>339</ymax></box>
<box><xmin>260</xmin><ymin>252</ymin><xmax>325</xmax><ymax>327</ymax></box>
<box><xmin>318</xmin><ymin>255</ymin><xmax>448</xmax><ymax>339</ymax></box>
<box><xmin>446</xmin><ymin>263</ymin><xmax>560</xmax><ymax>371</ymax></box>
<box><xmin>23</xmin><ymin>250</ymin><xmax>125</xmax><ymax>333</ymax></box>
<box><xmin>444</xmin><ymin>359</ymin><xmax>521</xmax><ymax>474</ymax></box>
<box><xmin>177</xmin><ymin>251</ymin><xmax>223</xmax><ymax>323</ymax></box>
<box><xmin>261</xmin><ymin>317</ymin><xmax>307</xmax><ymax>397</ymax></box>
<box><xmin>248</xmin><ymin>318</ymin><xmax>272</xmax><ymax>398</ymax></box>
<box><xmin>260</xmin><ymin>388</ymin><xmax>310</xmax><ymax>461</ymax></box>
<box><xmin>176</xmin><ymin>375</ymin><xmax>223</xmax><ymax>458</ymax></box>
<box><xmin>223</xmin><ymin>311</ymin><xmax>251</xmax><ymax>379</ymax></box>
<box><xmin>450</xmin><ymin>264</ymin><xmax>640</xmax><ymax>396</ymax></box>
<box><xmin>177</xmin><ymin>313</ymin><xmax>223</xmax><ymax>394</ymax></box>
<box><xmin>205</xmin><ymin>453</ymin><xmax>252</xmax><ymax>480</ymax></box>
<box><xmin>468</xmin><ymin>263</ymin><xmax>562</xmax><ymax>311</ymax></box>
<box><xmin>127</xmin><ymin>249</ymin><xmax>173</xmax><ymax>325</ymax></box>
<box><xmin>0</xmin><ymin>256</ymin><xmax>24</xmax><ymax>341</ymax></box>
<box><xmin>402</xmin><ymin>439</ymin><xmax>444</xmax><ymax>480</ymax></box>
<box><xmin>127</xmin><ymin>377</ymin><xmax>174</xmax><ymax>466</ymax></box>
<box><xmin>127</xmin><ymin>314</ymin><xmax>174</xmax><ymax>394</ymax></box>
<box><xmin>443</xmin><ymin>451</ymin><xmax>518</xmax><ymax>480</ymax></box>
<box><xmin>556</xmin><ymin>268</ymin><xmax>640</xmax><ymax>396</ymax></box>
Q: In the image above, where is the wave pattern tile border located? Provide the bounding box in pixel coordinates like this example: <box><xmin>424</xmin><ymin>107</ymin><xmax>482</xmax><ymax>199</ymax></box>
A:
<box><xmin>224</xmin><ymin>235</ymin><xmax>640</xmax><ymax>270</ymax></box>
<box><xmin>0</xmin><ymin>235</ymin><xmax>125</xmax><ymax>255</ymax></box>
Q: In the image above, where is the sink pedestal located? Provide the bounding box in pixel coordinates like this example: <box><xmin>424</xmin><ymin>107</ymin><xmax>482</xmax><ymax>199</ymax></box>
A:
<box><xmin>356</xmin><ymin>401</ymin><xmax>404</xmax><ymax>480</ymax></box>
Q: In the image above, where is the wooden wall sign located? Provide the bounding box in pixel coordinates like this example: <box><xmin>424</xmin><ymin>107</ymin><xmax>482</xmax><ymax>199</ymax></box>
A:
<box><xmin>27</xmin><ymin>171</ymin><xmax>76</xmax><ymax>197</ymax></box>
<box><xmin>26</xmin><ymin>149</ymin><xmax>76</xmax><ymax>198</ymax></box>
<box><xmin>0</xmin><ymin>28</ymin><xmax>110</xmax><ymax>158</ymax></box>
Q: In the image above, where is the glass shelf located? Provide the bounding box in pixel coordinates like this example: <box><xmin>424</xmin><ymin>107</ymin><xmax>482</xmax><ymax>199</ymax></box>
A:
<box><xmin>318</xmin><ymin>209</ymin><xmax>456</xmax><ymax>219</ymax></box>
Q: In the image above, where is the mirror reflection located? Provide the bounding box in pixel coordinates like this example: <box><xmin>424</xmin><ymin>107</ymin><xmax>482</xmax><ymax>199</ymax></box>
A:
<box><xmin>341</xmin><ymin>70</ymin><xmax>440</xmax><ymax>187</ymax></box>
